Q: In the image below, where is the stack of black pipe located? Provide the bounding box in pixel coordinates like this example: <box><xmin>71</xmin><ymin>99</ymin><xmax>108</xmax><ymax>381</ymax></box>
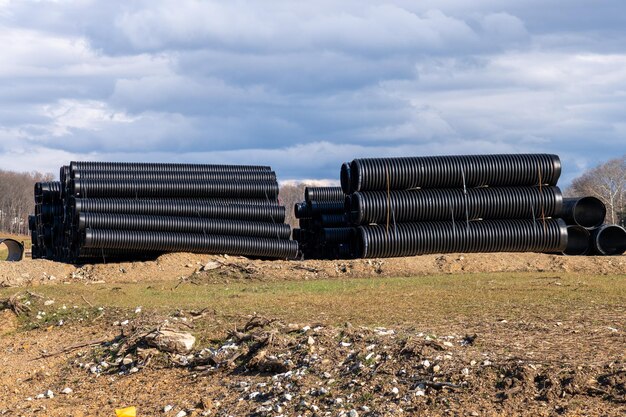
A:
<box><xmin>338</xmin><ymin>154</ymin><xmax>570</xmax><ymax>258</ymax></box>
<box><xmin>292</xmin><ymin>187</ymin><xmax>354</xmax><ymax>259</ymax></box>
<box><xmin>30</xmin><ymin>161</ymin><xmax>299</xmax><ymax>262</ymax></box>
<box><xmin>30</xmin><ymin>181</ymin><xmax>63</xmax><ymax>259</ymax></box>
<box><xmin>559</xmin><ymin>197</ymin><xmax>626</xmax><ymax>256</ymax></box>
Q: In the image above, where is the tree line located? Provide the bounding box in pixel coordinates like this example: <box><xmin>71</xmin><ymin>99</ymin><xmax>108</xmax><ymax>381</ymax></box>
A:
<box><xmin>0</xmin><ymin>170</ymin><xmax>54</xmax><ymax>235</ymax></box>
<box><xmin>0</xmin><ymin>155</ymin><xmax>623</xmax><ymax>236</ymax></box>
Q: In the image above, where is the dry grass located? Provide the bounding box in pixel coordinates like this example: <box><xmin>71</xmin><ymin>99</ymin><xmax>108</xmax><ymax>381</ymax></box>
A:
<box><xmin>2</xmin><ymin>272</ymin><xmax>623</xmax><ymax>333</ymax></box>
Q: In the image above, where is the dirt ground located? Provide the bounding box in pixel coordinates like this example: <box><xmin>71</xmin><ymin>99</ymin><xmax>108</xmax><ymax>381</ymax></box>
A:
<box><xmin>1</xmin><ymin>252</ymin><xmax>626</xmax><ymax>288</ymax></box>
<box><xmin>0</xmin><ymin>253</ymin><xmax>625</xmax><ymax>417</ymax></box>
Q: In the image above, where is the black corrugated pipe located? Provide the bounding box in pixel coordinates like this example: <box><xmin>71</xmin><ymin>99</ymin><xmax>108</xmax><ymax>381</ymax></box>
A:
<box><xmin>319</xmin><ymin>214</ymin><xmax>348</xmax><ymax>227</ymax></box>
<box><xmin>309</xmin><ymin>201</ymin><xmax>346</xmax><ymax>216</ymax></box>
<box><xmin>590</xmin><ymin>224</ymin><xmax>626</xmax><ymax>256</ymax></box>
<box><xmin>141</xmin><ymin>198</ymin><xmax>278</xmax><ymax>204</ymax></box>
<box><xmin>294</xmin><ymin>202</ymin><xmax>312</xmax><ymax>219</ymax></box>
<box><xmin>71</xmin><ymin>198</ymin><xmax>285</xmax><ymax>222</ymax></box>
<box><xmin>349</xmin><ymin>186</ymin><xmax>562</xmax><ymax>225</ymax></box>
<box><xmin>560</xmin><ymin>197</ymin><xmax>606</xmax><ymax>229</ymax></box>
<box><xmin>35</xmin><ymin>182</ymin><xmax>62</xmax><ymax>203</ymax></box>
<box><xmin>83</xmin><ymin>229</ymin><xmax>300</xmax><ymax>259</ymax></box>
<box><xmin>28</xmin><ymin>215</ymin><xmax>36</xmax><ymax>231</ymax></box>
<box><xmin>72</xmin><ymin>170</ymin><xmax>277</xmax><ymax>182</ymax></box>
<box><xmin>340</xmin><ymin>163</ymin><xmax>351</xmax><ymax>194</ymax></box>
<box><xmin>321</xmin><ymin>227</ymin><xmax>355</xmax><ymax>243</ymax></box>
<box><xmin>346</xmin><ymin>154</ymin><xmax>561</xmax><ymax>193</ymax></box>
<box><xmin>60</xmin><ymin>165</ymin><xmax>70</xmax><ymax>191</ymax></box>
<box><xmin>357</xmin><ymin>218</ymin><xmax>567</xmax><ymax>258</ymax></box>
<box><xmin>0</xmin><ymin>238</ymin><xmax>24</xmax><ymax>261</ymax></box>
<box><xmin>71</xmin><ymin>180</ymin><xmax>279</xmax><ymax>199</ymax></box>
<box><xmin>70</xmin><ymin>161</ymin><xmax>272</xmax><ymax>172</ymax></box>
<box><xmin>335</xmin><ymin>243</ymin><xmax>354</xmax><ymax>259</ymax></box>
<box><xmin>41</xmin><ymin>204</ymin><xmax>64</xmax><ymax>221</ymax></box>
<box><xmin>76</xmin><ymin>247</ymin><xmax>164</xmax><ymax>258</ymax></box>
<box><xmin>78</xmin><ymin>213</ymin><xmax>292</xmax><ymax>239</ymax></box>
<box><xmin>304</xmin><ymin>187</ymin><xmax>345</xmax><ymax>203</ymax></box>
<box><xmin>562</xmin><ymin>225</ymin><xmax>590</xmax><ymax>256</ymax></box>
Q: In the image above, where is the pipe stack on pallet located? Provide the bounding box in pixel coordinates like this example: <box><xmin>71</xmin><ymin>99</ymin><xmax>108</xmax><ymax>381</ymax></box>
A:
<box><xmin>29</xmin><ymin>161</ymin><xmax>299</xmax><ymax>262</ymax></box>
<box><xmin>292</xmin><ymin>187</ymin><xmax>353</xmax><ymax>259</ymax></box>
<box><xmin>559</xmin><ymin>197</ymin><xmax>626</xmax><ymax>256</ymax></box>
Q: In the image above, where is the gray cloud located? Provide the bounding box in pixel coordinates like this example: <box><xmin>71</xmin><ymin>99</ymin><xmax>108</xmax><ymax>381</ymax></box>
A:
<box><xmin>0</xmin><ymin>0</ymin><xmax>625</xmax><ymax>185</ymax></box>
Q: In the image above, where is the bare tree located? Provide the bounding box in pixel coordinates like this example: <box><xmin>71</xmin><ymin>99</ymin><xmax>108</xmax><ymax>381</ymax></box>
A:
<box><xmin>279</xmin><ymin>183</ymin><xmax>307</xmax><ymax>231</ymax></box>
<box><xmin>567</xmin><ymin>155</ymin><xmax>626</xmax><ymax>225</ymax></box>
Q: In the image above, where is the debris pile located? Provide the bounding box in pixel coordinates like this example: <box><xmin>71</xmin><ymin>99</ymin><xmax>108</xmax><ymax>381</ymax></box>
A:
<box><xmin>72</xmin><ymin>315</ymin><xmax>626</xmax><ymax>415</ymax></box>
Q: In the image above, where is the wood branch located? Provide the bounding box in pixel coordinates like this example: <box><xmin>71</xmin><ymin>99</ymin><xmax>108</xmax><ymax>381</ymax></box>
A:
<box><xmin>292</xmin><ymin>265</ymin><xmax>319</xmax><ymax>273</ymax></box>
<box><xmin>33</xmin><ymin>337</ymin><xmax>111</xmax><ymax>360</ymax></box>
<box><xmin>26</xmin><ymin>291</ymin><xmax>45</xmax><ymax>299</ymax></box>
<box><xmin>243</xmin><ymin>315</ymin><xmax>277</xmax><ymax>332</ymax></box>
<box><xmin>81</xmin><ymin>295</ymin><xmax>94</xmax><ymax>308</ymax></box>
<box><xmin>1</xmin><ymin>292</ymin><xmax>31</xmax><ymax>315</ymax></box>
<box><xmin>224</xmin><ymin>351</ymin><xmax>243</xmax><ymax>367</ymax></box>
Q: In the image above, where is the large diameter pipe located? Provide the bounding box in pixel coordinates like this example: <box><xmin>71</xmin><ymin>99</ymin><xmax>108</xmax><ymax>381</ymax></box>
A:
<box><xmin>562</xmin><ymin>225</ymin><xmax>590</xmax><ymax>256</ymax></box>
<box><xmin>340</xmin><ymin>162</ymin><xmax>351</xmax><ymax>194</ymax></box>
<box><xmin>357</xmin><ymin>218</ymin><xmax>567</xmax><ymax>258</ymax></box>
<box><xmin>309</xmin><ymin>201</ymin><xmax>346</xmax><ymax>216</ymax></box>
<box><xmin>321</xmin><ymin>227</ymin><xmax>355</xmax><ymax>243</ymax></box>
<box><xmin>78</xmin><ymin>212</ymin><xmax>292</xmax><ymax>239</ymax></box>
<box><xmin>294</xmin><ymin>202</ymin><xmax>312</xmax><ymax>219</ymax></box>
<box><xmin>72</xmin><ymin>198</ymin><xmax>285</xmax><ymax>222</ymax></box>
<box><xmin>347</xmin><ymin>154</ymin><xmax>561</xmax><ymax>193</ymax></box>
<box><xmin>34</xmin><ymin>181</ymin><xmax>62</xmax><ymax>203</ymax></box>
<box><xmin>71</xmin><ymin>179</ymin><xmax>279</xmax><ymax>199</ymax></box>
<box><xmin>304</xmin><ymin>187</ymin><xmax>345</xmax><ymax>203</ymax></box>
<box><xmin>76</xmin><ymin>247</ymin><xmax>164</xmax><ymax>259</ymax></box>
<box><xmin>560</xmin><ymin>197</ymin><xmax>606</xmax><ymax>229</ymax></box>
<box><xmin>84</xmin><ymin>229</ymin><xmax>300</xmax><ymax>259</ymax></box>
<box><xmin>72</xmin><ymin>170</ymin><xmax>277</xmax><ymax>182</ymax></box>
<box><xmin>0</xmin><ymin>238</ymin><xmax>24</xmax><ymax>261</ymax></box>
<box><xmin>70</xmin><ymin>161</ymin><xmax>272</xmax><ymax>172</ymax></box>
<box><xmin>590</xmin><ymin>224</ymin><xmax>626</xmax><ymax>256</ymax></box>
<box><xmin>349</xmin><ymin>186</ymin><xmax>562</xmax><ymax>225</ymax></box>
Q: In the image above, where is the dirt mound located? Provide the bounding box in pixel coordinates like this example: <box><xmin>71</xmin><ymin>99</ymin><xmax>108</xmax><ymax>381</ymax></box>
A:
<box><xmin>1</xmin><ymin>252</ymin><xmax>625</xmax><ymax>287</ymax></box>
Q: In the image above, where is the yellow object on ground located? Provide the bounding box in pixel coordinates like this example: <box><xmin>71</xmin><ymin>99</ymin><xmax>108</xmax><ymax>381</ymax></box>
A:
<box><xmin>115</xmin><ymin>407</ymin><xmax>137</xmax><ymax>417</ymax></box>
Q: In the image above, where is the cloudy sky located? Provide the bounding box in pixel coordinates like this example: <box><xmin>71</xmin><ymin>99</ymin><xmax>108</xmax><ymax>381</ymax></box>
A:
<box><xmin>0</xmin><ymin>1</ymin><xmax>624</xmax><ymax>185</ymax></box>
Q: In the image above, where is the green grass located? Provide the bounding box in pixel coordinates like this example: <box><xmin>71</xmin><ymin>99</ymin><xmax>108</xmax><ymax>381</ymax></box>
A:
<box><xmin>2</xmin><ymin>272</ymin><xmax>624</xmax><ymax>330</ymax></box>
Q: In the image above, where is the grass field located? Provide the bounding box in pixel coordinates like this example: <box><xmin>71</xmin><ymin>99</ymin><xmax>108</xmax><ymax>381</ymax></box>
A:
<box><xmin>2</xmin><ymin>271</ymin><xmax>623</xmax><ymax>331</ymax></box>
